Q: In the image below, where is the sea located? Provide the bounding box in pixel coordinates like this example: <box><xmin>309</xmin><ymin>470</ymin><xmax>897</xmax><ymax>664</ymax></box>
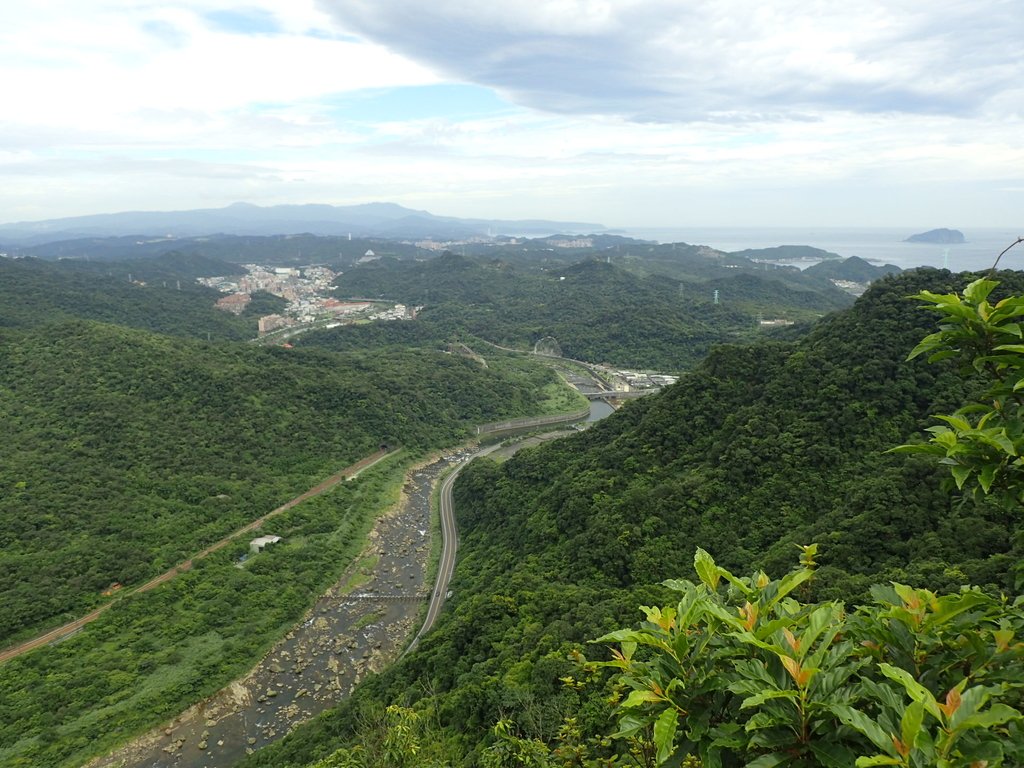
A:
<box><xmin>620</xmin><ymin>226</ymin><xmax>1023</xmax><ymax>274</ymax></box>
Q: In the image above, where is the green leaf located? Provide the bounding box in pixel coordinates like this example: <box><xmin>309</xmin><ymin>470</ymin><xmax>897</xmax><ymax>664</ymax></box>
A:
<box><xmin>958</xmin><ymin>739</ymin><xmax>1004</xmax><ymax>766</ymax></box>
<box><xmin>974</xmin><ymin>429</ymin><xmax>1017</xmax><ymax>456</ymax></box>
<box><xmin>886</xmin><ymin>443</ymin><xmax>948</xmax><ymax>456</ymax></box>
<box><xmin>621</xmin><ymin>689</ymin><xmax>661</xmax><ymax>708</ymax></box>
<box><xmin>740</xmin><ymin>689</ymin><xmax>799</xmax><ymax>709</ymax></box>
<box><xmin>900</xmin><ymin>701</ymin><xmax>924</xmax><ymax>754</ymax></box>
<box><xmin>764</xmin><ymin>568</ymin><xmax>814</xmax><ymax>612</ymax></box>
<box><xmin>924</xmin><ymin>590</ymin><xmax>992</xmax><ymax>630</ymax></box>
<box><xmin>877</xmin><ymin>664</ymin><xmax>942</xmax><ymax>721</ymax></box>
<box><xmin>719</xmin><ymin>566</ymin><xmax>756</xmax><ymax>598</ymax></box>
<box><xmin>593</xmin><ymin>628</ymin><xmax>649</xmax><ymax>645</ymax></box>
<box><xmin>808</xmin><ymin>741</ymin><xmax>858</xmax><ymax>768</ymax></box>
<box><xmin>954</xmin><ymin>703</ymin><xmax>1022</xmax><ymax>731</ymax></box>
<box><xmin>950</xmin><ymin>464</ymin><xmax>971</xmax><ymax>489</ymax></box>
<box><xmin>910</xmin><ymin>290</ymin><xmax>955</xmax><ymax>303</ymax></box>
<box><xmin>802</xmin><ymin>603</ymin><xmax>841</xmax><ymax>661</ymax></box>
<box><xmin>963</xmin><ymin>278</ymin><xmax>998</xmax><ymax>306</ymax></box>
<box><xmin>694</xmin><ymin>548</ymin><xmax>721</xmax><ymax>590</ymax></box>
<box><xmin>926</xmin><ymin>349</ymin><xmax>959</xmax><ymax>363</ymax></box>
<box><xmin>744</xmin><ymin>711</ymin><xmax>786</xmax><ymax>732</ymax></box>
<box><xmin>675</xmin><ymin>585</ymin><xmax>707</xmax><ymax>629</ymax></box>
<box><xmin>745</xmin><ymin>753</ymin><xmax>793</xmax><ymax>768</ymax></box>
<box><xmin>610</xmin><ymin>712</ymin><xmax>646</xmax><ymax>739</ymax></box>
<box><xmin>654</xmin><ymin>708</ymin><xmax>679</xmax><ymax>765</ymax></box>
<box><xmin>907</xmin><ymin>337</ymin><xmax>943</xmax><ymax>360</ymax></box>
<box><xmin>978</xmin><ymin>463</ymin><xmax>997</xmax><ymax>492</ymax></box>
<box><xmin>935</xmin><ymin>414</ymin><xmax>973</xmax><ymax>431</ymax></box>
<box><xmin>702</xmin><ymin>600</ymin><xmax>748</xmax><ymax>632</ymax></box>
<box><xmin>854</xmin><ymin>757</ymin><xmax>903</xmax><ymax>767</ymax></box>
<box><xmin>699</xmin><ymin>744</ymin><xmax>724</xmax><ymax>768</ymax></box>
<box><xmin>661</xmin><ymin>578</ymin><xmax>697</xmax><ymax>593</ymax></box>
<box><xmin>827</xmin><ymin>704</ymin><xmax>896</xmax><ymax>753</ymax></box>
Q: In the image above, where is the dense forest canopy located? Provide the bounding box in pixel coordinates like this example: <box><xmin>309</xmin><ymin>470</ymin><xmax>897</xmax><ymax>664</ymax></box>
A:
<box><xmin>240</xmin><ymin>268</ymin><xmax>1024</xmax><ymax>768</ymax></box>
<box><xmin>0</xmin><ymin>319</ymin><xmax>559</xmax><ymax>644</ymax></box>
<box><xmin>1</xmin><ymin>229</ymin><xmax>1003</xmax><ymax>768</ymax></box>
<box><xmin>0</xmin><ymin>235</ymin><xmax>612</xmax><ymax>768</ymax></box>
<box><xmin>0</xmin><ymin>256</ymin><xmax>257</xmax><ymax>340</ymax></box>
<box><xmin>329</xmin><ymin>254</ymin><xmax>852</xmax><ymax>370</ymax></box>
<box><xmin>7</xmin><ymin>232</ymin><xmax>427</xmax><ymax>267</ymax></box>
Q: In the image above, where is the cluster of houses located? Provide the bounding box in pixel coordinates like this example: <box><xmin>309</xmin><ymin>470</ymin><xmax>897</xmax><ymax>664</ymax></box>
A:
<box><xmin>201</xmin><ymin>264</ymin><xmax>337</xmax><ymax>315</ymax></box>
<box><xmin>204</xmin><ymin>263</ymin><xmax>415</xmax><ymax>338</ymax></box>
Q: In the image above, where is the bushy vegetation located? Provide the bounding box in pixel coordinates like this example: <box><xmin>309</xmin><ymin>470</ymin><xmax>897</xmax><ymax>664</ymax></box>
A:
<box><xmin>592</xmin><ymin>548</ymin><xmax>1023</xmax><ymax>767</ymax></box>
<box><xmin>238</xmin><ymin>269</ymin><xmax>1024</xmax><ymax>768</ymax></box>
<box><xmin>331</xmin><ymin>253</ymin><xmax>849</xmax><ymax>370</ymax></box>
<box><xmin>0</xmin><ymin>458</ymin><xmax>406</xmax><ymax>768</ymax></box>
<box><xmin>0</xmin><ymin>320</ymin><xmax>560</xmax><ymax>644</ymax></box>
<box><xmin>0</xmin><ymin>256</ymin><xmax>257</xmax><ymax>340</ymax></box>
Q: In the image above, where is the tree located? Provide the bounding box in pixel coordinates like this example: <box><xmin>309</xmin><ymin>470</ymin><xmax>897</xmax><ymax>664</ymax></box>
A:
<box><xmin>590</xmin><ymin>264</ymin><xmax>1024</xmax><ymax>766</ymax></box>
<box><xmin>590</xmin><ymin>548</ymin><xmax>1024</xmax><ymax>767</ymax></box>
<box><xmin>891</xmin><ymin>270</ymin><xmax>1024</xmax><ymax>510</ymax></box>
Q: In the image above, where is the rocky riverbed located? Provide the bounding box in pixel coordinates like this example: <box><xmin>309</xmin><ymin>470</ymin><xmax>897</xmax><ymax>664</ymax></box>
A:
<box><xmin>90</xmin><ymin>451</ymin><xmax>461</xmax><ymax>768</ymax></box>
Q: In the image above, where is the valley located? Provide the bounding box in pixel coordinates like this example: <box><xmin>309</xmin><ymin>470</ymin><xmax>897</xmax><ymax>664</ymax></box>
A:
<box><xmin>90</xmin><ymin>453</ymin><xmax>451</xmax><ymax>768</ymax></box>
<box><xmin>1</xmin><ymin>227</ymin><xmax>1020</xmax><ymax>768</ymax></box>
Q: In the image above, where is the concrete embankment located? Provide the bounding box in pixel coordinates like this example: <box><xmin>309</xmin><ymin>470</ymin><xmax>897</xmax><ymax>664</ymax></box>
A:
<box><xmin>90</xmin><ymin>453</ymin><xmax>458</xmax><ymax>768</ymax></box>
<box><xmin>90</xmin><ymin>408</ymin><xmax>605</xmax><ymax>767</ymax></box>
<box><xmin>476</xmin><ymin>406</ymin><xmax>591</xmax><ymax>436</ymax></box>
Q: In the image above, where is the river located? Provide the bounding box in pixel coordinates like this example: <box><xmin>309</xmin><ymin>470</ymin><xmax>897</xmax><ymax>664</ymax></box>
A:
<box><xmin>92</xmin><ymin>401</ymin><xmax>615</xmax><ymax>768</ymax></box>
<box><xmin>90</xmin><ymin>454</ymin><xmax>460</xmax><ymax>768</ymax></box>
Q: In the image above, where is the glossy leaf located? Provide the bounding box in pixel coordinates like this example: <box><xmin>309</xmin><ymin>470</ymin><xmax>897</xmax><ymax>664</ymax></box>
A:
<box><xmin>654</xmin><ymin>708</ymin><xmax>679</xmax><ymax>765</ymax></box>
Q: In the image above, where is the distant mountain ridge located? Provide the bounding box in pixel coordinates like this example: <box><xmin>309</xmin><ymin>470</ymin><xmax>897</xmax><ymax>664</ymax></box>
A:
<box><xmin>0</xmin><ymin>202</ymin><xmax>607</xmax><ymax>245</ymax></box>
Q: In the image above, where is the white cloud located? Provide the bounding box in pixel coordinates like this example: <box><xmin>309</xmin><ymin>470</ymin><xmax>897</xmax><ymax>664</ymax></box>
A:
<box><xmin>0</xmin><ymin>1</ymin><xmax>1020</xmax><ymax>226</ymax></box>
<box><xmin>0</xmin><ymin>1</ymin><xmax>439</xmax><ymax>134</ymax></box>
<box><xmin>318</xmin><ymin>0</ymin><xmax>1023</xmax><ymax>121</ymax></box>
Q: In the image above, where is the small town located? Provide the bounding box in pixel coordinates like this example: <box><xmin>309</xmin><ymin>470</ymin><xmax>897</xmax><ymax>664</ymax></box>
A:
<box><xmin>200</xmin><ymin>264</ymin><xmax>417</xmax><ymax>339</ymax></box>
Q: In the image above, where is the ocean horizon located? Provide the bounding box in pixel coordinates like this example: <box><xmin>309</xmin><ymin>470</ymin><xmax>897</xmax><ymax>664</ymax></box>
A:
<box><xmin>619</xmin><ymin>226</ymin><xmax>1023</xmax><ymax>274</ymax></box>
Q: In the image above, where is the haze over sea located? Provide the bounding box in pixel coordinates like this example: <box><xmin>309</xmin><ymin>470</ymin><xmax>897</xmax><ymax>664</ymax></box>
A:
<box><xmin>624</xmin><ymin>227</ymin><xmax>1022</xmax><ymax>274</ymax></box>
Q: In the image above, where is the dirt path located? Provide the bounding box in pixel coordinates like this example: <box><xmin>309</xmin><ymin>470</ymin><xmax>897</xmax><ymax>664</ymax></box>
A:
<box><xmin>0</xmin><ymin>448</ymin><xmax>393</xmax><ymax>666</ymax></box>
<box><xmin>88</xmin><ymin>450</ymin><xmax>458</xmax><ymax>768</ymax></box>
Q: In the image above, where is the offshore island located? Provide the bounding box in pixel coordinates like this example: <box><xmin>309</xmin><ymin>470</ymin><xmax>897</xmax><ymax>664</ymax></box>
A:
<box><xmin>904</xmin><ymin>227</ymin><xmax>965</xmax><ymax>244</ymax></box>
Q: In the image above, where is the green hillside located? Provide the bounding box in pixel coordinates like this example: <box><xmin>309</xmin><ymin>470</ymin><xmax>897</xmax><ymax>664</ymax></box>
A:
<box><xmin>14</xmin><ymin>233</ymin><xmax>425</xmax><ymax>266</ymax></box>
<box><xmin>0</xmin><ymin>310</ymin><xmax>579</xmax><ymax>767</ymax></box>
<box><xmin>332</xmin><ymin>253</ymin><xmax>815</xmax><ymax>370</ymax></box>
<box><xmin>239</xmin><ymin>268</ymin><xmax>1023</xmax><ymax>768</ymax></box>
<box><xmin>0</xmin><ymin>256</ymin><xmax>255</xmax><ymax>340</ymax></box>
<box><xmin>0</xmin><ymin>320</ymin><xmax>560</xmax><ymax>644</ymax></box>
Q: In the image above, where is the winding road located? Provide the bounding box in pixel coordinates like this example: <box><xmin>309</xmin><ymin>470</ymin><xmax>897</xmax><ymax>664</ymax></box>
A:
<box><xmin>405</xmin><ymin>443</ymin><xmax>501</xmax><ymax>654</ymax></box>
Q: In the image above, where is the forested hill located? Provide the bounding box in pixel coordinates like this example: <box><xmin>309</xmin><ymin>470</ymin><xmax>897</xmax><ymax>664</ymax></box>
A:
<box><xmin>447</xmin><ymin>268</ymin><xmax>1020</xmax><ymax>600</ymax></box>
<box><xmin>0</xmin><ymin>320</ymin><xmax>556</xmax><ymax>645</ymax></box>
<box><xmin>0</xmin><ymin>256</ymin><xmax>256</xmax><ymax>340</ymax></box>
<box><xmin>332</xmin><ymin>253</ymin><xmax>850</xmax><ymax>370</ymax></box>
<box><xmin>240</xmin><ymin>268</ymin><xmax>1023</xmax><ymax>768</ymax></box>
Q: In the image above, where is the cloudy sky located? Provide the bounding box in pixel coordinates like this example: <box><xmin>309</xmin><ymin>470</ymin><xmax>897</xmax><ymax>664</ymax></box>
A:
<box><xmin>0</xmin><ymin>0</ymin><xmax>1021</xmax><ymax>228</ymax></box>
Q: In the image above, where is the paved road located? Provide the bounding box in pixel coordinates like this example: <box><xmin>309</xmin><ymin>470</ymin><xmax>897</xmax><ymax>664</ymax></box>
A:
<box><xmin>0</xmin><ymin>448</ymin><xmax>393</xmax><ymax>666</ymax></box>
<box><xmin>405</xmin><ymin>444</ymin><xmax>500</xmax><ymax>654</ymax></box>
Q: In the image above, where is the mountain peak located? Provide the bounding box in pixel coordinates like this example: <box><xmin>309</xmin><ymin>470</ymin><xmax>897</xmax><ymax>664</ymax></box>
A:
<box><xmin>0</xmin><ymin>203</ymin><xmax>607</xmax><ymax>245</ymax></box>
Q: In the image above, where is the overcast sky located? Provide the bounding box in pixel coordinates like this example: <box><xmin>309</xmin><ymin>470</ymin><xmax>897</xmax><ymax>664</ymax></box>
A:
<box><xmin>0</xmin><ymin>0</ymin><xmax>1020</xmax><ymax>228</ymax></box>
